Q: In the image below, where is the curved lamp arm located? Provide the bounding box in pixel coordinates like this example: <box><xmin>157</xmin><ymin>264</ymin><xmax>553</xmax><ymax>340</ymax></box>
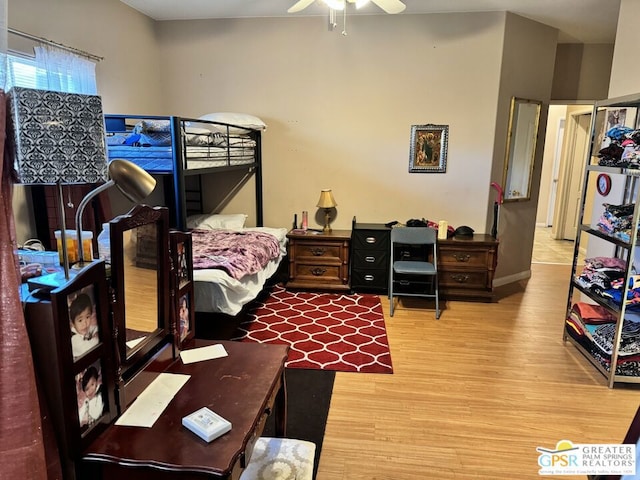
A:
<box><xmin>75</xmin><ymin>180</ymin><xmax>115</xmax><ymax>266</ymax></box>
<box><xmin>75</xmin><ymin>159</ymin><xmax>156</xmax><ymax>267</ymax></box>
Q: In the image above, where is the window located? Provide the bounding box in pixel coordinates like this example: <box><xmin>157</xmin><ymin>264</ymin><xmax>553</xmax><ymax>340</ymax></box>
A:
<box><xmin>6</xmin><ymin>46</ymin><xmax>97</xmax><ymax>94</ymax></box>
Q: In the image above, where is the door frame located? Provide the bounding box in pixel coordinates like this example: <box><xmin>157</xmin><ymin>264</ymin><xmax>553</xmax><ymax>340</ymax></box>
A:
<box><xmin>552</xmin><ymin>106</ymin><xmax>593</xmax><ymax>240</ymax></box>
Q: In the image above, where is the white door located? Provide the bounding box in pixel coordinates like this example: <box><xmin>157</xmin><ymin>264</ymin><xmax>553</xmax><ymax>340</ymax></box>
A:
<box><xmin>547</xmin><ymin>118</ymin><xmax>565</xmax><ymax>226</ymax></box>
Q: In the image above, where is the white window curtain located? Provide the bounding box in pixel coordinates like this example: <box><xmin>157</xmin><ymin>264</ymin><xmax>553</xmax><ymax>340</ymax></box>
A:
<box><xmin>34</xmin><ymin>44</ymin><xmax>97</xmax><ymax>94</ymax></box>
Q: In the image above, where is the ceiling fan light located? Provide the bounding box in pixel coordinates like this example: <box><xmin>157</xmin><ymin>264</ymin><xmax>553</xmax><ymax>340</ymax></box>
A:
<box><xmin>324</xmin><ymin>0</ymin><xmax>345</xmax><ymax>10</ymax></box>
<box><xmin>355</xmin><ymin>0</ymin><xmax>370</xmax><ymax>8</ymax></box>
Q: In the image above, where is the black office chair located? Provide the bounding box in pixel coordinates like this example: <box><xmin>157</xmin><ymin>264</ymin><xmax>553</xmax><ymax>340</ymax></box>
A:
<box><xmin>389</xmin><ymin>227</ymin><xmax>440</xmax><ymax>319</ymax></box>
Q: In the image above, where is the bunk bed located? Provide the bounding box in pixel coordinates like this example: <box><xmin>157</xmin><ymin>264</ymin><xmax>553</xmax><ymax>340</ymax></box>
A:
<box><xmin>104</xmin><ymin>113</ymin><xmax>283</xmax><ymax>316</ymax></box>
<box><xmin>103</xmin><ymin>113</ymin><xmax>264</xmax><ymax>230</ymax></box>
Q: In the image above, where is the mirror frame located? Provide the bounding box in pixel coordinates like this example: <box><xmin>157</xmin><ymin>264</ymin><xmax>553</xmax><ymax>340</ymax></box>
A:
<box><xmin>109</xmin><ymin>204</ymin><xmax>171</xmax><ymax>407</ymax></box>
<box><xmin>502</xmin><ymin>97</ymin><xmax>542</xmax><ymax>202</ymax></box>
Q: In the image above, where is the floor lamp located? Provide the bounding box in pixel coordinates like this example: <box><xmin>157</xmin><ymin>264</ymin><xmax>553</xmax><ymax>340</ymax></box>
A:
<box><xmin>8</xmin><ymin>87</ymin><xmax>109</xmax><ymax>290</ymax></box>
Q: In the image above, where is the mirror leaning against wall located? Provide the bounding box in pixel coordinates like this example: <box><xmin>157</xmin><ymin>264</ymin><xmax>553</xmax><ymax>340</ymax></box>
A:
<box><xmin>502</xmin><ymin>97</ymin><xmax>542</xmax><ymax>202</ymax></box>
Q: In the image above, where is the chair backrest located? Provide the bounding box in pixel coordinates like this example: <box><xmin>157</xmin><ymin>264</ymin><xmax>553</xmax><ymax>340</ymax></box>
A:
<box><xmin>390</xmin><ymin>227</ymin><xmax>437</xmax><ymax>246</ymax></box>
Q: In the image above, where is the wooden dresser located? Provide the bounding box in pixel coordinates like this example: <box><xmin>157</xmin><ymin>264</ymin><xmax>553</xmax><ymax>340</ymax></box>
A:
<box><xmin>437</xmin><ymin>234</ymin><xmax>498</xmax><ymax>302</ymax></box>
<box><xmin>286</xmin><ymin>229</ymin><xmax>351</xmax><ymax>291</ymax></box>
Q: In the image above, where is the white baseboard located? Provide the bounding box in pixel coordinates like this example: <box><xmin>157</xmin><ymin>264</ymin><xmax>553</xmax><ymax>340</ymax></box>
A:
<box><xmin>493</xmin><ymin>270</ymin><xmax>531</xmax><ymax>288</ymax></box>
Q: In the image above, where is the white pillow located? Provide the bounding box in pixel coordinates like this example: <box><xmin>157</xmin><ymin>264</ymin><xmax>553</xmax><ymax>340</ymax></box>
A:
<box><xmin>187</xmin><ymin>213</ymin><xmax>247</xmax><ymax>230</ymax></box>
<box><xmin>198</xmin><ymin>112</ymin><xmax>267</xmax><ymax>134</ymax></box>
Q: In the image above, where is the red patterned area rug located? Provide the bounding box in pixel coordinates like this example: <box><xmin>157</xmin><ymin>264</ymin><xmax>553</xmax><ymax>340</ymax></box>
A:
<box><xmin>231</xmin><ymin>286</ymin><xmax>393</xmax><ymax>374</ymax></box>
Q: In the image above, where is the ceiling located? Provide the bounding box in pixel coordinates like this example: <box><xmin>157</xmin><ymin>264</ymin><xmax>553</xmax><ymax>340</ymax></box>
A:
<box><xmin>120</xmin><ymin>0</ymin><xmax>620</xmax><ymax>44</ymax></box>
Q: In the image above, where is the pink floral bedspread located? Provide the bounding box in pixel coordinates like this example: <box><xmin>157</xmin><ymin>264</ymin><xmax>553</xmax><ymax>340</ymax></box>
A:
<box><xmin>191</xmin><ymin>229</ymin><xmax>281</xmax><ymax>280</ymax></box>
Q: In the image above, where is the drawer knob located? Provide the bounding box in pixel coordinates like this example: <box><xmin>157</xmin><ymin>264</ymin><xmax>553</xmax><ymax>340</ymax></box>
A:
<box><xmin>310</xmin><ymin>247</ymin><xmax>326</xmax><ymax>256</ymax></box>
<box><xmin>364</xmin><ymin>274</ymin><xmax>375</xmax><ymax>281</ymax></box>
<box><xmin>452</xmin><ymin>253</ymin><xmax>471</xmax><ymax>262</ymax></box>
<box><xmin>310</xmin><ymin>267</ymin><xmax>327</xmax><ymax>276</ymax></box>
<box><xmin>365</xmin><ymin>256</ymin><xmax>376</xmax><ymax>263</ymax></box>
<box><xmin>451</xmin><ymin>274</ymin><xmax>469</xmax><ymax>283</ymax></box>
<box><xmin>365</xmin><ymin>237</ymin><xmax>376</xmax><ymax>244</ymax></box>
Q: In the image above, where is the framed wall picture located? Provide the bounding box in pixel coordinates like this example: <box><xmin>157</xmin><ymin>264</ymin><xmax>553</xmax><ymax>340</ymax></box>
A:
<box><xmin>409</xmin><ymin>124</ymin><xmax>449</xmax><ymax>173</ymax></box>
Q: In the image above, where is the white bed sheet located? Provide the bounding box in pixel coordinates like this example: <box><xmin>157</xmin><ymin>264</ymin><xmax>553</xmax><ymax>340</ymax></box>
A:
<box><xmin>192</xmin><ymin>227</ymin><xmax>288</xmax><ymax>316</ymax></box>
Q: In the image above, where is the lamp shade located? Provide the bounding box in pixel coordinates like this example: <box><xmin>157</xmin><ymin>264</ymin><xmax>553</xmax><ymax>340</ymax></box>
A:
<box><xmin>316</xmin><ymin>189</ymin><xmax>337</xmax><ymax>209</ymax></box>
<box><xmin>8</xmin><ymin>87</ymin><xmax>108</xmax><ymax>185</ymax></box>
<box><xmin>108</xmin><ymin>159</ymin><xmax>156</xmax><ymax>202</ymax></box>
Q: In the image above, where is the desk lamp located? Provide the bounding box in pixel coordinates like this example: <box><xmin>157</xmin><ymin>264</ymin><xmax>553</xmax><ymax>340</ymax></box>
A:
<box><xmin>316</xmin><ymin>189</ymin><xmax>337</xmax><ymax>232</ymax></box>
<box><xmin>74</xmin><ymin>159</ymin><xmax>156</xmax><ymax>268</ymax></box>
<box><xmin>8</xmin><ymin>87</ymin><xmax>108</xmax><ymax>289</ymax></box>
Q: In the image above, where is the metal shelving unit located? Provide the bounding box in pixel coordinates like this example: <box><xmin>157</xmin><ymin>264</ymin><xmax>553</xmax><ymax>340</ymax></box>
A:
<box><xmin>563</xmin><ymin>93</ymin><xmax>640</xmax><ymax>388</ymax></box>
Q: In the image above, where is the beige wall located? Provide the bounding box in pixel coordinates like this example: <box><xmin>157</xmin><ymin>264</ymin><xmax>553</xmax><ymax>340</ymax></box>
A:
<box><xmin>489</xmin><ymin>13</ymin><xmax>557</xmax><ymax>283</ymax></box>
<box><xmin>609</xmin><ymin>0</ymin><xmax>640</xmax><ymax>98</ymax></box>
<box><xmin>8</xmin><ymin>0</ymin><xmax>563</xmax><ymax>286</ymax></box>
<box><xmin>552</xmin><ymin>44</ymin><xmax>613</xmax><ymax>101</ymax></box>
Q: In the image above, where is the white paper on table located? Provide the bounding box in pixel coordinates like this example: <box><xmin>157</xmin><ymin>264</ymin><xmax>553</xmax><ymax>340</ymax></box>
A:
<box><xmin>180</xmin><ymin>344</ymin><xmax>228</xmax><ymax>364</ymax></box>
<box><xmin>126</xmin><ymin>336</ymin><xmax>146</xmax><ymax>350</ymax></box>
<box><xmin>115</xmin><ymin>373</ymin><xmax>191</xmax><ymax>428</ymax></box>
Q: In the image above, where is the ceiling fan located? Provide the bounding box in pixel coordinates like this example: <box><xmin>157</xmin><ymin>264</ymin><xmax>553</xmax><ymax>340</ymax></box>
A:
<box><xmin>288</xmin><ymin>0</ymin><xmax>406</xmax><ymax>15</ymax></box>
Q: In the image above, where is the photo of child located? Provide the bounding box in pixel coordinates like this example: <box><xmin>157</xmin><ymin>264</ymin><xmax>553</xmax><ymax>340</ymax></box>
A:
<box><xmin>179</xmin><ymin>294</ymin><xmax>189</xmax><ymax>342</ymax></box>
<box><xmin>76</xmin><ymin>362</ymin><xmax>105</xmax><ymax>429</ymax></box>
<box><xmin>177</xmin><ymin>241</ymin><xmax>189</xmax><ymax>288</ymax></box>
<box><xmin>69</xmin><ymin>287</ymin><xmax>99</xmax><ymax>360</ymax></box>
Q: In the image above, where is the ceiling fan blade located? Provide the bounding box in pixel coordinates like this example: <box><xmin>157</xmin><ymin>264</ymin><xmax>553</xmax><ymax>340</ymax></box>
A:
<box><xmin>370</xmin><ymin>0</ymin><xmax>406</xmax><ymax>14</ymax></box>
<box><xmin>288</xmin><ymin>0</ymin><xmax>316</xmax><ymax>13</ymax></box>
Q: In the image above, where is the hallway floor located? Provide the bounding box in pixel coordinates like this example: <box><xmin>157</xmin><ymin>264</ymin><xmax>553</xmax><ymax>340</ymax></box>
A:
<box><xmin>531</xmin><ymin>226</ymin><xmax>575</xmax><ymax>264</ymax></box>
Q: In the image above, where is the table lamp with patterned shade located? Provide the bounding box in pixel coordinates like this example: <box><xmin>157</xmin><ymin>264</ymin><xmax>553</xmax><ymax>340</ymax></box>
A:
<box><xmin>316</xmin><ymin>189</ymin><xmax>337</xmax><ymax>232</ymax></box>
<box><xmin>8</xmin><ymin>87</ymin><xmax>108</xmax><ymax>287</ymax></box>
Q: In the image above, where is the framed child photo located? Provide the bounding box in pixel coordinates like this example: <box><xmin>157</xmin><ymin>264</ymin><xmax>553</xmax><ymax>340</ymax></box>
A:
<box><xmin>48</xmin><ymin>260</ymin><xmax>117</xmax><ymax>456</ymax></box>
<box><xmin>170</xmin><ymin>230</ymin><xmax>194</xmax><ymax>349</ymax></box>
<box><xmin>171</xmin><ymin>230</ymin><xmax>192</xmax><ymax>290</ymax></box>
<box><xmin>176</xmin><ymin>289</ymin><xmax>195</xmax><ymax>349</ymax></box>
<box><xmin>409</xmin><ymin>124</ymin><xmax>449</xmax><ymax>173</ymax></box>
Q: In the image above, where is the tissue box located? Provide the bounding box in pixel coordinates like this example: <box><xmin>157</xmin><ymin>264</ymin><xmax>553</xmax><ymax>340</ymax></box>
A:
<box><xmin>182</xmin><ymin>407</ymin><xmax>231</xmax><ymax>443</ymax></box>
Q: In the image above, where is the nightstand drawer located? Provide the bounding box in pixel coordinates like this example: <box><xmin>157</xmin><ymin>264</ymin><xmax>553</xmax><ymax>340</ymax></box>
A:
<box><xmin>294</xmin><ymin>242</ymin><xmax>343</xmax><ymax>261</ymax></box>
<box><xmin>438</xmin><ymin>247</ymin><xmax>490</xmax><ymax>268</ymax></box>
<box><xmin>439</xmin><ymin>270</ymin><xmax>488</xmax><ymax>289</ymax></box>
<box><xmin>292</xmin><ymin>263</ymin><xmax>343</xmax><ymax>283</ymax></box>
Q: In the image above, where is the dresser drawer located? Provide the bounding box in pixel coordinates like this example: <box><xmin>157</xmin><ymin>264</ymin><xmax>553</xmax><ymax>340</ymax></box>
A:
<box><xmin>352</xmin><ymin>230</ymin><xmax>390</xmax><ymax>251</ymax></box>
<box><xmin>438</xmin><ymin>247</ymin><xmax>490</xmax><ymax>268</ymax></box>
<box><xmin>439</xmin><ymin>270</ymin><xmax>488</xmax><ymax>289</ymax></box>
<box><xmin>351</xmin><ymin>268</ymin><xmax>388</xmax><ymax>290</ymax></box>
<box><xmin>352</xmin><ymin>249</ymin><xmax>389</xmax><ymax>270</ymax></box>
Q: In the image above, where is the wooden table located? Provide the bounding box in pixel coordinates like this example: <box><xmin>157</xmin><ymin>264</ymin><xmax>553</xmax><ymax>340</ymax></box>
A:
<box><xmin>81</xmin><ymin>340</ymin><xmax>289</xmax><ymax>479</ymax></box>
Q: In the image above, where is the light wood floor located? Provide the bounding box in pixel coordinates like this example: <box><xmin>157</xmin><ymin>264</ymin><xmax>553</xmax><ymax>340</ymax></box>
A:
<box><xmin>531</xmin><ymin>226</ymin><xmax>575</xmax><ymax>265</ymax></box>
<box><xmin>316</xmin><ymin>263</ymin><xmax>640</xmax><ymax>479</ymax></box>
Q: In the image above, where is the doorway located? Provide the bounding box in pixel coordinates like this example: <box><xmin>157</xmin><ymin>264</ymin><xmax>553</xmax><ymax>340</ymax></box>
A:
<box><xmin>533</xmin><ymin>104</ymin><xmax>593</xmax><ymax>264</ymax></box>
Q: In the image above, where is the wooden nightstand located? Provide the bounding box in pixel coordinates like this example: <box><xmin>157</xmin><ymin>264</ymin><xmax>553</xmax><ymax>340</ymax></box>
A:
<box><xmin>286</xmin><ymin>230</ymin><xmax>351</xmax><ymax>291</ymax></box>
<box><xmin>437</xmin><ymin>234</ymin><xmax>498</xmax><ymax>302</ymax></box>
